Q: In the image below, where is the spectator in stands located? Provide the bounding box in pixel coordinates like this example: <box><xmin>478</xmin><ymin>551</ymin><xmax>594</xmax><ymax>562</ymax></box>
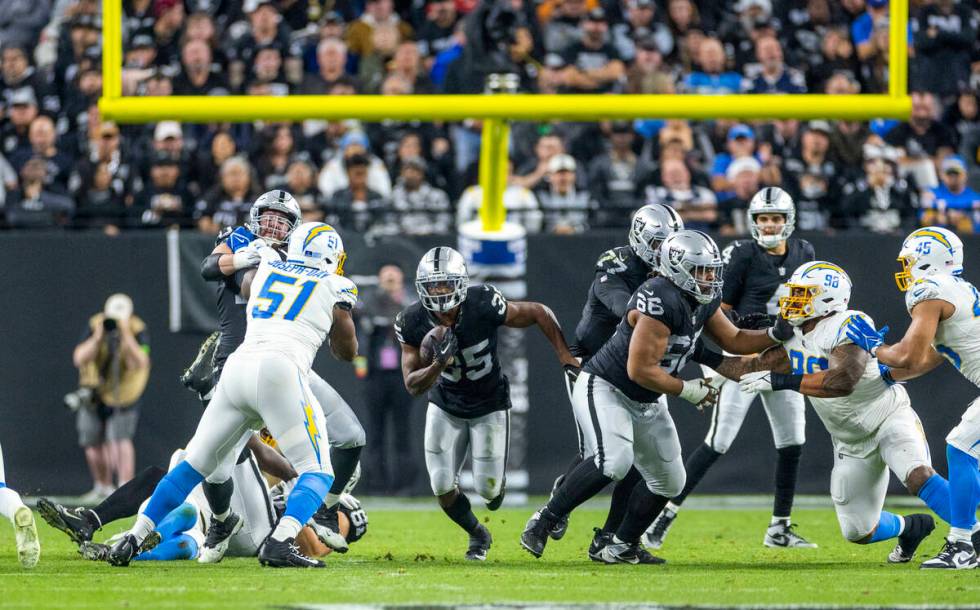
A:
<box><xmin>416</xmin><ymin>0</ymin><xmax>458</xmax><ymax>65</ymax></box>
<box><xmin>711</xmin><ymin>123</ymin><xmax>758</xmax><ymax>195</ymax></box>
<box><xmin>301</xmin><ymin>38</ymin><xmax>356</xmax><ymax>95</ymax></box>
<box><xmin>561</xmin><ymin>9</ymin><xmax>626</xmax><ymax>94</ymax></box>
<box><xmin>1</xmin><ymin>87</ymin><xmax>37</xmax><ymax>160</ymax></box>
<box><xmin>885</xmin><ymin>90</ymin><xmax>957</xmax><ymax>190</ymax></box>
<box><xmin>852</xmin><ymin>0</ymin><xmax>891</xmax><ymax>61</ymax></box>
<box><xmin>150</xmin><ymin>0</ymin><xmax>185</xmax><ymax>72</ymax></box>
<box><xmin>718</xmin><ymin>0</ymin><xmax>771</xmax><ymax>69</ymax></box>
<box><xmin>123</xmin><ymin>0</ymin><xmax>155</xmax><ymax>41</ymax></box>
<box><xmin>357</xmin><ymin>24</ymin><xmax>404</xmax><ymax>94</ymax></box>
<box><xmin>745</xmin><ymin>35</ymin><xmax>807</xmax><ymax>94</ymax></box>
<box><xmin>0</xmin><ymin>0</ymin><xmax>50</xmax><ymax>49</ymax></box>
<box><xmin>194</xmin><ymin>155</ymin><xmax>259</xmax><ymax>234</ymax></box>
<box><xmin>963</xmin><ymin>123</ymin><xmax>980</xmax><ymax>193</ymax></box>
<box><xmin>457</xmin><ymin>168</ymin><xmax>542</xmax><ymax>233</ymax></box>
<box><xmin>255</xmin><ymin>125</ymin><xmax>307</xmax><ymax>191</ymax></box>
<box><xmin>544</xmin><ymin>0</ymin><xmax>588</xmax><ymax>54</ymax></box>
<box><xmin>0</xmin><ymin>152</ymin><xmax>16</xmax><ymax>211</ymax></box>
<box><xmin>246</xmin><ymin>45</ymin><xmax>290</xmax><ymax>96</ymax></box>
<box><xmin>913</xmin><ymin>0</ymin><xmax>976</xmax><ymax>98</ymax></box>
<box><xmin>230</xmin><ymin>0</ymin><xmax>302</xmax><ymax>91</ymax></box>
<box><xmin>72</xmin><ymin>120</ymin><xmax>134</xmax><ymax>213</ymax></box>
<box><xmin>588</xmin><ymin>121</ymin><xmax>653</xmax><ymax>227</ymax></box>
<box><xmin>793</xmin><ymin>166</ymin><xmax>838</xmax><ymax>231</ymax></box>
<box><xmin>193</xmin><ymin>130</ymin><xmax>237</xmax><ymax>191</ymax></box>
<box><xmin>513</xmin><ymin>132</ymin><xmax>566</xmax><ymax>191</ymax></box>
<box><xmin>326</xmin><ymin>152</ymin><xmax>390</xmax><ymax>235</ymax></box>
<box><xmin>613</xmin><ymin>0</ymin><xmax>674</xmax><ymax>62</ymax></box>
<box><xmin>182</xmin><ymin>11</ymin><xmax>225</xmax><ymax>68</ymax></box>
<box><xmin>345</xmin><ymin>0</ymin><xmax>413</xmax><ymax>59</ymax></box>
<box><xmin>720</xmin><ymin>156</ymin><xmax>762</xmax><ymax>235</ymax></box>
<box><xmin>9</xmin><ymin>115</ymin><xmax>71</xmax><ymax>193</ymax></box>
<box><xmin>388</xmin><ymin>41</ymin><xmax>434</xmax><ymax>94</ymax></box>
<box><xmin>5</xmin><ymin>158</ymin><xmax>74</xmax><ymax>228</ymax></box>
<box><xmin>173</xmin><ymin>39</ymin><xmax>229</xmax><ymax>96</ymax></box>
<box><xmin>124</xmin><ymin>32</ymin><xmax>158</xmax><ymax>71</ymax></box>
<box><xmin>2</xmin><ymin>45</ymin><xmax>60</xmax><ymax>118</ymax></box>
<box><xmin>625</xmin><ymin>36</ymin><xmax>674</xmax><ymax>94</ymax></box>
<box><xmin>920</xmin><ymin>155</ymin><xmax>980</xmax><ymax>234</ymax></box>
<box><xmin>134</xmin><ymin>152</ymin><xmax>192</xmax><ymax>229</ymax></box>
<box><xmin>682</xmin><ymin>37</ymin><xmax>742</xmax><ymax>94</ymax></box>
<box><xmin>536</xmin><ymin>154</ymin><xmax>594</xmax><ymax>234</ymax></box>
<box><xmin>945</xmin><ymin>88</ymin><xmax>979</xmax><ymax>146</ymax></box>
<box><xmin>74</xmin><ymin>156</ymin><xmax>129</xmax><ymax>234</ymax></box>
<box><xmin>390</xmin><ymin>156</ymin><xmax>452</xmax><ymax>235</ymax></box>
<box><xmin>807</xmin><ymin>28</ymin><xmax>858</xmax><ymax>93</ymax></box>
<box><xmin>284</xmin><ymin>159</ymin><xmax>322</xmax><ymax>222</ymax></box>
<box><xmin>318</xmin><ymin>131</ymin><xmax>392</xmax><ymax>199</ymax></box>
<box><xmin>648</xmin><ymin>157</ymin><xmax>717</xmax><ymax>231</ymax></box>
<box><xmin>842</xmin><ymin>143</ymin><xmax>917</xmax><ymax>234</ymax></box>
<box><xmin>783</xmin><ymin>121</ymin><xmax>839</xmax><ymax>200</ymax></box>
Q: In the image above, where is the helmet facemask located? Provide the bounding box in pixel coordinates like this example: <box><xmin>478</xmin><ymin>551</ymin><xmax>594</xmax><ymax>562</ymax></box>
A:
<box><xmin>894</xmin><ymin>255</ymin><xmax>916</xmax><ymax>292</ymax></box>
<box><xmin>687</xmin><ymin>262</ymin><xmax>724</xmax><ymax>304</ymax></box>
<box><xmin>416</xmin><ymin>275</ymin><xmax>468</xmax><ymax>312</ymax></box>
<box><xmin>778</xmin><ymin>283</ymin><xmax>821</xmax><ymax>326</ymax></box>
<box><xmin>749</xmin><ymin>211</ymin><xmax>792</xmax><ymax>249</ymax></box>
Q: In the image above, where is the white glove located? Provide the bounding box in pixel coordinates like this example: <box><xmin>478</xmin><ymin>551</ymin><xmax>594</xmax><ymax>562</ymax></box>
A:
<box><xmin>231</xmin><ymin>239</ymin><xmax>266</xmax><ymax>270</ymax></box>
<box><xmin>254</xmin><ymin>239</ymin><xmax>280</xmax><ymax>263</ymax></box>
<box><xmin>739</xmin><ymin>371</ymin><xmax>774</xmax><ymax>394</ymax></box>
<box><xmin>338</xmin><ymin>493</ymin><xmax>361</xmax><ymax>511</ymax></box>
<box><xmin>678</xmin><ymin>378</ymin><xmax>720</xmax><ymax>411</ymax></box>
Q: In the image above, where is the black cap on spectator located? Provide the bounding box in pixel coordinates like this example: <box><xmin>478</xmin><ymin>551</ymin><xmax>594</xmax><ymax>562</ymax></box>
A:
<box><xmin>9</xmin><ymin>87</ymin><xmax>37</xmax><ymax>107</ymax></box>
<box><xmin>610</xmin><ymin>121</ymin><xmax>633</xmax><ymax>134</ymax></box>
<box><xmin>344</xmin><ymin>152</ymin><xmax>371</xmax><ymax>169</ymax></box>
<box><xmin>585</xmin><ymin>7</ymin><xmax>607</xmax><ymax>22</ymax></box>
<box><xmin>129</xmin><ymin>33</ymin><xmax>155</xmax><ymax>50</ymax></box>
<box><xmin>636</xmin><ymin>35</ymin><xmax>661</xmax><ymax>52</ymax></box>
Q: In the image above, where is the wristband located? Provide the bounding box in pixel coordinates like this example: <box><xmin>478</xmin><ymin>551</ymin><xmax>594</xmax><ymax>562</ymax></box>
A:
<box><xmin>770</xmin><ymin>373</ymin><xmax>803</xmax><ymax>392</ymax></box>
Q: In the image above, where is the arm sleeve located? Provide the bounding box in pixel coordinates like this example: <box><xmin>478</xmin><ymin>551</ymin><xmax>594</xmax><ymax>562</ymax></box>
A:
<box><xmin>593</xmin><ymin>273</ymin><xmax>633</xmax><ymax>318</ymax></box>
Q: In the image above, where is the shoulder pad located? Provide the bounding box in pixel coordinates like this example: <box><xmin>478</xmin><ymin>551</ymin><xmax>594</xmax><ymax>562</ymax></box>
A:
<box><xmin>834</xmin><ymin>310</ymin><xmax>874</xmax><ymax>346</ymax></box>
<box><xmin>905</xmin><ymin>278</ymin><xmax>946</xmax><ymax>313</ymax></box>
<box><xmin>595</xmin><ymin>248</ymin><xmax>629</xmax><ymax>273</ymax></box>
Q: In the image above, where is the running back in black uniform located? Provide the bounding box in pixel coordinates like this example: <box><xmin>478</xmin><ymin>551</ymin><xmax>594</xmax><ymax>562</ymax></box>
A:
<box><xmin>394</xmin><ymin>284</ymin><xmax>509</xmax><ymax>419</ymax></box>
<box><xmin>585</xmin><ymin>276</ymin><xmax>722</xmax><ymax>403</ymax></box>
<box><xmin>721</xmin><ymin>238</ymin><xmax>815</xmax><ymax>317</ymax></box>
<box><xmin>574</xmin><ymin>246</ymin><xmax>652</xmax><ymax>361</ymax></box>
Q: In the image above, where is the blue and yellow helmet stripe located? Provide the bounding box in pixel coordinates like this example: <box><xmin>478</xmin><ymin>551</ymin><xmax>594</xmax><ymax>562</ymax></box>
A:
<box><xmin>910</xmin><ymin>228</ymin><xmax>953</xmax><ymax>251</ymax></box>
<box><xmin>303</xmin><ymin>224</ymin><xmax>337</xmax><ymax>249</ymax></box>
<box><xmin>801</xmin><ymin>262</ymin><xmax>847</xmax><ymax>277</ymax></box>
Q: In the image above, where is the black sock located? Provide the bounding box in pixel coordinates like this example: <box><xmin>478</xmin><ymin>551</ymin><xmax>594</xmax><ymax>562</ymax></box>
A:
<box><xmin>203</xmin><ymin>478</ymin><xmax>234</xmax><ymax>519</ymax></box>
<box><xmin>546</xmin><ymin>459</ymin><xmax>612</xmax><ymax>519</ymax></box>
<box><xmin>561</xmin><ymin>454</ymin><xmax>584</xmax><ymax>482</ymax></box>
<box><xmin>671</xmin><ymin>443</ymin><xmax>722</xmax><ymax>505</ymax></box>
<box><xmin>603</xmin><ymin>466</ymin><xmax>642</xmax><ymax>532</ymax></box>
<box><xmin>442</xmin><ymin>492</ymin><xmax>480</xmax><ymax>535</ymax></box>
<box><xmin>615</xmin><ymin>482</ymin><xmax>670</xmax><ymax>545</ymax></box>
<box><xmin>328</xmin><ymin>446</ymin><xmax>363</xmax><ymax>495</ymax></box>
<box><xmin>773</xmin><ymin>444</ymin><xmax>802</xmax><ymax>519</ymax></box>
<box><xmin>92</xmin><ymin>465</ymin><xmax>166</xmax><ymax>526</ymax></box>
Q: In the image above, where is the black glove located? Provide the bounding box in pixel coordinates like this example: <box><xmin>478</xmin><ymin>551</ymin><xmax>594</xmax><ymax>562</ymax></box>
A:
<box><xmin>767</xmin><ymin>316</ymin><xmax>795</xmax><ymax>343</ymax></box>
<box><xmin>434</xmin><ymin>329</ymin><xmax>458</xmax><ymax>365</ymax></box>
<box><xmin>736</xmin><ymin>312</ymin><xmax>772</xmax><ymax>330</ymax></box>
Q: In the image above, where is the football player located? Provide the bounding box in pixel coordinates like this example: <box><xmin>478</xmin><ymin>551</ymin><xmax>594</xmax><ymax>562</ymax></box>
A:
<box><xmin>521</xmin><ymin>230</ymin><xmax>793</xmax><ymax>563</ymax></box>
<box><xmin>198</xmin><ymin>190</ymin><xmax>365</xmax><ymax>558</ymax></box>
<box><xmin>549</xmin><ymin>203</ymin><xmax>683</xmax><ymax>558</ymax></box>
<box><xmin>0</xmin><ymin>441</ymin><xmax>40</xmax><ymax>568</ymax></box>
<box><xmin>719</xmin><ymin>261</ymin><xmax>946</xmax><ymax>563</ymax></box>
<box><xmin>646</xmin><ymin>187</ymin><xmax>816</xmax><ymax>550</ymax></box>
<box><xmin>107</xmin><ymin>222</ymin><xmax>358</xmax><ymax>568</ymax></box>
<box><xmin>846</xmin><ymin>227</ymin><xmax>980</xmax><ymax>569</ymax></box>
<box><xmin>395</xmin><ymin>247</ymin><xmax>579</xmax><ymax>561</ymax></box>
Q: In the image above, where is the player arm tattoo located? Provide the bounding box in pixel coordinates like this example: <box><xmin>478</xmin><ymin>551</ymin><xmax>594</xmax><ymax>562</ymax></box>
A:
<box><xmin>797</xmin><ymin>344</ymin><xmax>867</xmax><ymax>398</ymax></box>
<box><xmin>400</xmin><ymin>343</ymin><xmax>449</xmax><ymax>396</ymax></box>
<box><xmin>875</xmin><ymin>300</ymin><xmax>947</xmax><ymax>372</ymax></box>
<box><xmin>713</xmin><ymin>346</ymin><xmax>791</xmax><ymax>381</ymax></box>
<box><xmin>247</xmin><ymin>434</ymin><xmax>298</xmax><ymax>481</ymax></box>
<box><xmin>329</xmin><ymin>308</ymin><xmax>358</xmax><ymax>361</ymax></box>
<box><xmin>704</xmin><ymin>307</ymin><xmax>776</xmax><ymax>355</ymax></box>
<box><xmin>626</xmin><ymin>312</ymin><xmax>684</xmax><ymax>395</ymax></box>
<box><xmin>505</xmin><ymin>301</ymin><xmax>578</xmax><ymax>368</ymax></box>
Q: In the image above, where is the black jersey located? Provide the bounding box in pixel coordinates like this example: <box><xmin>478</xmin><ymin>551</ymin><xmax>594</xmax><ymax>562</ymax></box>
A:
<box><xmin>720</xmin><ymin>238</ymin><xmax>815</xmax><ymax>317</ymax></box>
<box><xmin>585</xmin><ymin>277</ymin><xmax>721</xmax><ymax>403</ymax></box>
<box><xmin>395</xmin><ymin>284</ymin><xmax>510</xmax><ymax>419</ymax></box>
<box><xmin>573</xmin><ymin>246</ymin><xmax>651</xmax><ymax>361</ymax></box>
<box><xmin>212</xmin><ymin>225</ymin><xmax>260</xmax><ymax>371</ymax></box>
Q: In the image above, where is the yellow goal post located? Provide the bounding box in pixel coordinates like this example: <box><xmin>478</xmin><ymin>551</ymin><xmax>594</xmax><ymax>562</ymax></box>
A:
<box><xmin>99</xmin><ymin>0</ymin><xmax>910</xmax><ymax>231</ymax></box>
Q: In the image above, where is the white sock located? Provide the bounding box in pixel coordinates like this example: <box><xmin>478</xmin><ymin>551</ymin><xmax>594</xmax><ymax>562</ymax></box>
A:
<box><xmin>131</xmin><ymin>513</ymin><xmax>156</xmax><ymax>544</ymax></box>
<box><xmin>770</xmin><ymin>515</ymin><xmax>790</xmax><ymax>527</ymax></box>
<box><xmin>611</xmin><ymin>534</ymin><xmax>625</xmax><ymax>545</ymax></box>
<box><xmin>324</xmin><ymin>492</ymin><xmax>340</xmax><ymax>509</ymax></box>
<box><xmin>897</xmin><ymin>515</ymin><xmax>907</xmax><ymax>535</ymax></box>
<box><xmin>272</xmin><ymin>516</ymin><xmax>302</xmax><ymax>542</ymax></box>
<box><xmin>0</xmin><ymin>486</ymin><xmax>26</xmax><ymax>521</ymax></box>
<box><xmin>665</xmin><ymin>502</ymin><xmax>680</xmax><ymax>515</ymax></box>
<box><xmin>213</xmin><ymin>509</ymin><xmax>230</xmax><ymax>522</ymax></box>
<box><xmin>949</xmin><ymin>527</ymin><xmax>973</xmax><ymax>544</ymax></box>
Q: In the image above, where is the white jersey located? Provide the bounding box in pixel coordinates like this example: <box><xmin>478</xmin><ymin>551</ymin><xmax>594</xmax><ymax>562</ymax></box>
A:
<box><xmin>905</xmin><ymin>274</ymin><xmax>980</xmax><ymax>388</ymax></box>
<box><xmin>241</xmin><ymin>259</ymin><xmax>357</xmax><ymax>372</ymax></box>
<box><xmin>784</xmin><ymin>309</ymin><xmax>907</xmax><ymax>444</ymax></box>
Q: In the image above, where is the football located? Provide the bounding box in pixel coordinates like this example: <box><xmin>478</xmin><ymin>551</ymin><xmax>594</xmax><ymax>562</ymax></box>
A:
<box><xmin>419</xmin><ymin>325</ymin><xmax>451</xmax><ymax>365</ymax></box>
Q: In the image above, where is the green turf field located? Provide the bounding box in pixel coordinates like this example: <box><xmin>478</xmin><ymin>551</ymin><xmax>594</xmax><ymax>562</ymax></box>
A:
<box><xmin>1</xmin><ymin>502</ymin><xmax>978</xmax><ymax>609</ymax></box>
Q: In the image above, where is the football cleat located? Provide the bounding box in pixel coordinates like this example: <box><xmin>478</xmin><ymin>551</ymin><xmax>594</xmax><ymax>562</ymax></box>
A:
<box><xmin>764</xmin><ymin>521</ymin><xmax>818</xmax><ymax>548</ymax></box>
<box><xmin>106</xmin><ymin>531</ymin><xmax>161</xmax><ymax>567</ymax></box>
<box><xmin>486</xmin><ymin>489</ymin><xmax>505</xmax><ymax>512</ymax></box>
<box><xmin>520</xmin><ymin>510</ymin><xmax>554</xmax><ymax>558</ymax></box>
<box><xmin>258</xmin><ymin>537</ymin><xmax>325</xmax><ymax>568</ymax></box>
<box><xmin>588</xmin><ymin>528</ymin><xmax>614</xmax><ymax>562</ymax></box>
<box><xmin>198</xmin><ymin>512</ymin><xmax>244</xmax><ymax>563</ymax></box>
<box><xmin>465</xmin><ymin>523</ymin><xmax>493</xmax><ymax>561</ymax></box>
<box><xmin>546</xmin><ymin>476</ymin><xmax>569</xmax><ymax>540</ymax></box>
<box><xmin>310</xmin><ymin>505</ymin><xmax>349</xmax><ymax>553</ymax></box>
<box><xmin>79</xmin><ymin>541</ymin><xmax>109</xmax><ymax>561</ymax></box>
<box><xmin>888</xmin><ymin>514</ymin><xmax>935</xmax><ymax>563</ymax></box>
<box><xmin>920</xmin><ymin>539</ymin><xmax>978</xmax><ymax>570</ymax></box>
<box><xmin>13</xmin><ymin>506</ymin><xmax>40</xmax><ymax>568</ymax></box>
<box><xmin>37</xmin><ymin>498</ymin><xmax>99</xmax><ymax>545</ymax></box>
<box><xmin>596</xmin><ymin>540</ymin><xmax>666</xmax><ymax>565</ymax></box>
<box><xmin>643</xmin><ymin>508</ymin><xmax>677</xmax><ymax>550</ymax></box>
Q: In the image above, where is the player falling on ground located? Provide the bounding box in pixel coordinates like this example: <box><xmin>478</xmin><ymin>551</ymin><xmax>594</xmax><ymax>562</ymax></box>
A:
<box><xmin>395</xmin><ymin>246</ymin><xmax>579</xmax><ymax>561</ymax></box>
<box><xmin>521</xmin><ymin>230</ymin><xmax>793</xmax><ymax>564</ymax></box>
<box><xmin>646</xmin><ymin>187</ymin><xmax>817</xmax><ymax>550</ymax></box>
<box><xmin>846</xmin><ymin>227</ymin><xmax>980</xmax><ymax>569</ymax></box>
<box><xmin>552</xmin><ymin>203</ymin><xmax>683</xmax><ymax>559</ymax></box>
<box><xmin>0</xmin><ymin>441</ymin><xmax>39</xmax><ymax>568</ymax></box>
<box><xmin>107</xmin><ymin>222</ymin><xmax>358</xmax><ymax>568</ymax></box>
<box><xmin>715</xmin><ymin>261</ymin><xmax>947</xmax><ymax>563</ymax></box>
<box><xmin>197</xmin><ymin>191</ymin><xmax>365</xmax><ymax>558</ymax></box>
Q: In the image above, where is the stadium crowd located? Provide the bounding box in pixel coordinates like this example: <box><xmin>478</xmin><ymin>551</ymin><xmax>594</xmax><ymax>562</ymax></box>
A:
<box><xmin>0</xmin><ymin>0</ymin><xmax>978</xmax><ymax>236</ymax></box>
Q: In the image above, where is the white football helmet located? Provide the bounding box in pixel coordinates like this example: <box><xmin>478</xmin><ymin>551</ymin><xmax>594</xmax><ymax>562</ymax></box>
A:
<box><xmin>628</xmin><ymin>203</ymin><xmax>684</xmax><ymax>268</ymax></box>
<box><xmin>248</xmin><ymin>190</ymin><xmax>302</xmax><ymax>246</ymax></box>
<box><xmin>747</xmin><ymin>186</ymin><xmax>795</xmax><ymax>249</ymax></box>
<box><xmin>778</xmin><ymin>261</ymin><xmax>852</xmax><ymax>326</ymax></box>
<box><xmin>895</xmin><ymin>226</ymin><xmax>964</xmax><ymax>291</ymax></box>
<box><xmin>416</xmin><ymin>247</ymin><xmax>470</xmax><ymax>312</ymax></box>
<box><xmin>286</xmin><ymin>222</ymin><xmax>347</xmax><ymax>274</ymax></box>
<box><xmin>657</xmin><ymin>230</ymin><xmax>724</xmax><ymax>304</ymax></box>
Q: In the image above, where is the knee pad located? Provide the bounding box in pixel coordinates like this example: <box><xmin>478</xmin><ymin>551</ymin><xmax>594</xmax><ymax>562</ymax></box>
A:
<box><xmin>331</xmin><ymin>419</ymin><xmax>366</xmax><ymax>449</ymax></box>
<box><xmin>838</xmin><ymin>514</ymin><xmax>874</xmax><ymax>543</ymax></box>
<box><xmin>645</xmin><ymin>461</ymin><xmax>686</xmax><ymax>498</ymax></box>
<box><xmin>428</xmin><ymin>467</ymin><xmax>457</xmax><ymax>496</ymax></box>
<box><xmin>598</xmin><ymin>449</ymin><xmax>635</xmax><ymax>482</ymax></box>
<box><xmin>473</xmin><ymin>473</ymin><xmax>502</xmax><ymax>501</ymax></box>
